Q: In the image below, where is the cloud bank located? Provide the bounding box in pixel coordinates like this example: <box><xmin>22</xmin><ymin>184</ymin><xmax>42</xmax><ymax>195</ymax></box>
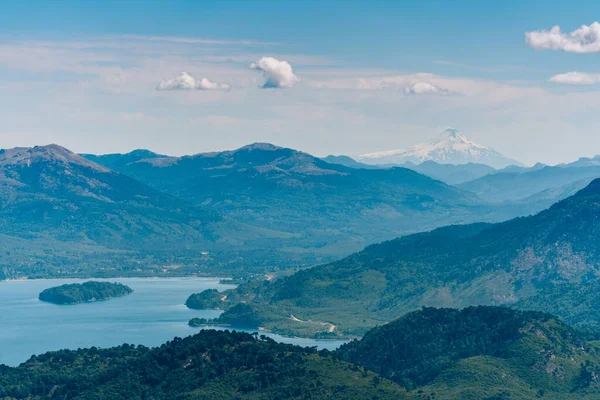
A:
<box><xmin>249</xmin><ymin>57</ymin><xmax>299</xmax><ymax>88</ymax></box>
<box><xmin>526</xmin><ymin>22</ymin><xmax>600</xmax><ymax>53</ymax></box>
<box><xmin>549</xmin><ymin>72</ymin><xmax>600</xmax><ymax>85</ymax></box>
<box><xmin>156</xmin><ymin>72</ymin><xmax>230</xmax><ymax>91</ymax></box>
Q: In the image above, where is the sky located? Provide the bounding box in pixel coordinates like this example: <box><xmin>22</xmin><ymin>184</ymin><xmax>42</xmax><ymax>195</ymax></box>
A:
<box><xmin>1</xmin><ymin>0</ymin><xmax>600</xmax><ymax>165</ymax></box>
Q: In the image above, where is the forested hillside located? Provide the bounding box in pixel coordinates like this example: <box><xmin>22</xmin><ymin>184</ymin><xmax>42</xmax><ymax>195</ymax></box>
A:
<box><xmin>200</xmin><ymin>178</ymin><xmax>600</xmax><ymax>337</ymax></box>
<box><xmin>0</xmin><ymin>330</ymin><xmax>406</xmax><ymax>399</ymax></box>
<box><xmin>338</xmin><ymin>306</ymin><xmax>600</xmax><ymax>399</ymax></box>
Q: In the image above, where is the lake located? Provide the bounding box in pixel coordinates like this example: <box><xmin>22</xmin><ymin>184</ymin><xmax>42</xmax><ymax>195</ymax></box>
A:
<box><xmin>0</xmin><ymin>277</ymin><xmax>347</xmax><ymax>366</ymax></box>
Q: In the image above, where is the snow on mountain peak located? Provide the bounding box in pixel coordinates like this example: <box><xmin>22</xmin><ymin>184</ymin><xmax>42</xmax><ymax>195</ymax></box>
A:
<box><xmin>439</xmin><ymin>128</ymin><xmax>467</xmax><ymax>141</ymax></box>
<box><xmin>356</xmin><ymin>129</ymin><xmax>522</xmax><ymax>168</ymax></box>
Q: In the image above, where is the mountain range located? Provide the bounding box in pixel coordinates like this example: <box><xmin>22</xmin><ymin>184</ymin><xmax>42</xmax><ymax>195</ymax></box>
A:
<box><xmin>458</xmin><ymin>161</ymin><xmax>600</xmax><ymax>203</ymax></box>
<box><xmin>328</xmin><ymin>146</ymin><xmax>600</xmax><ymax>209</ymax></box>
<box><xmin>83</xmin><ymin>143</ymin><xmax>517</xmax><ymax>265</ymax></box>
<box><xmin>357</xmin><ymin>128</ymin><xmax>522</xmax><ymax>168</ymax></box>
<box><xmin>3</xmin><ymin>141</ymin><xmax>598</xmax><ymax>281</ymax></box>
<box><xmin>322</xmin><ymin>155</ymin><xmax>497</xmax><ymax>185</ymax></box>
<box><xmin>201</xmin><ymin>177</ymin><xmax>600</xmax><ymax>337</ymax></box>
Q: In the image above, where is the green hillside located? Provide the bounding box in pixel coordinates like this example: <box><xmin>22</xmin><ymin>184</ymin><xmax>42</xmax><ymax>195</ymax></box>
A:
<box><xmin>338</xmin><ymin>307</ymin><xmax>600</xmax><ymax>399</ymax></box>
<box><xmin>199</xmin><ymin>178</ymin><xmax>600</xmax><ymax>337</ymax></box>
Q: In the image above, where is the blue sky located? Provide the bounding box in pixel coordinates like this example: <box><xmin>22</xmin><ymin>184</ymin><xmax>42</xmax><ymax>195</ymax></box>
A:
<box><xmin>1</xmin><ymin>0</ymin><xmax>600</xmax><ymax>164</ymax></box>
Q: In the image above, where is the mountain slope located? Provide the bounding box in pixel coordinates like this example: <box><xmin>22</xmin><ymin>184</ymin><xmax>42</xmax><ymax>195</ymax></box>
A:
<box><xmin>0</xmin><ymin>330</ymin><xmax>407</xmax><ymax>399</ymax></box>
<box><xmin>82</xmin><ymin>149</ymin><xmax>167</xmax><ymax>170</ymax></box>
<box><xmin>336</xmin><ymin>306</ymin><xmax>600</xmax><ymax>399</ymax></box>
<box><xmin>322</xmin><ymin>156</ymin><xmax>497</xmax><ymax>185</ymax></box>
<box><xmin>206</xmin><ymin>178</ymin><xmax>600</xmax><ymax>337</ymax></box>
<box><xmin>84</xmin><ymin>143</ymin><xmax>506</xmax><ymax>262</ymax></box>
<box><xmin>0</xmin><ymin>145</ymin><xmax>229</xmax><ymax>279</ymax></box>
<box><xmin>357</xmin><ymin>128</ymin><xmax>522</xmax><ymax>168</ymax></box>
<box><xmin>404</xmin><ymin>160</ymin><xmax>496</xmax><ymax>185</ymax></box>
<box><xmin>0</xmin><ymin>145</ymin><xmax>218</xmax><ymax>244</ymax></box>
<box><xmin>459</xmin><ymin>163</ymin><xmax>600</xmax><ymax>203</ymax></box>
<box><xmin>320</xmin><ymin>155</ymin><xmax>382</xmax><ymax>169</ymax></box>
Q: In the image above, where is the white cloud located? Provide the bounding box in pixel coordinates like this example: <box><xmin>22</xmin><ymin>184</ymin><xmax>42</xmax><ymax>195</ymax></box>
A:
<box><xmin>249</xmin><ymin>57</ymin><xmax>299</xmax><ymax>88</ymax></box>
<box><xmin>405</xmin><ymin>81</ymin><xmax>451</xmax><ymax>95</ymax></box>
<box><xmin>549</xmin><ymin>72</ymin><xmax>600</xmax><ymax>85</ymax></box>
<box><xmin>156</xmin><ymin>72</ymin><xmax>230</xmax><ymax>91</ymax></box>
<box><xmin>526</xmin><ymin>22</ymin><xmax>600</xmax><ymax>53</ymax></box>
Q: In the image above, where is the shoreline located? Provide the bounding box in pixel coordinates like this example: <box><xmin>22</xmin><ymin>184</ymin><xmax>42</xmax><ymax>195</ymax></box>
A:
<box><xmin>188</xmin><ymin>324</ymin><xmax>351</xmax><ymax>343</ymax></box>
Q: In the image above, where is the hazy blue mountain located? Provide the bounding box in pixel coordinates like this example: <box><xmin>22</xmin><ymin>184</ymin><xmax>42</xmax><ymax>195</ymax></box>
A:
<box><xmin>82</xmin><ymin>149</ymin><xmax>167</xmax><ymax>170</ymax></box>
<box><xmin>406</xmin><ymin>160</ymin><xmax>496</xmax><ymax>185</ymax></box>
<box><xmin>511</xmin><ymin>177</ymin><xmax>596</xmax><ymax>214</ymax></box>
<box><xmin>85</xmin><ymin>143</ymin><xmax>514</xmax><ymax>262</ymax></box>
<box><xmin>499</xmin><ymin>162</ymin><xmax>547</xmax><ymax>174</ymax></box>
<box><xmin>322</xmin><ymin>156</ymin><xmax>497</xmax><ymax>185</ymax></box>
<box><xmin>459</xmin><ymin>163</ymin><xmax>600</xmax><ymax>202</ymax></box>
<box><xmin>320</xmin><ymin>155</ymin><xmax>383</xmax><ymax>169</ymax></box>
<box><xmin>563</xmin><ymin>155</ymin><xmax>600</xmax><ymax>168</ymax></box>
<box><xmin>208</xmin><ymin>178</ymin><xmax>600</xmax><ymax>337</ymax></box>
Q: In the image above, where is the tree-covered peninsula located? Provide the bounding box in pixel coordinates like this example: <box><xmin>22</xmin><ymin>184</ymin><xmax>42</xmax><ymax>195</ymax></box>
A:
<box><xmin>38</xmin><ymin>281</ymin><xmax>133</xmax><ymax>305</ymax></box>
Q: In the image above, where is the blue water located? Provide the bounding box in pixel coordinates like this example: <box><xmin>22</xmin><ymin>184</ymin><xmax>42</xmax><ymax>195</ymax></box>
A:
<box><xmin>0</xmin><ymin>277</ymin><xmax>347</xmax><ymax>366</ymax></box>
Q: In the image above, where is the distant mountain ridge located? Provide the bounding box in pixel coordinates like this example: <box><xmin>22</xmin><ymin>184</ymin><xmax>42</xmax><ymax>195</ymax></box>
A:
<box><xmin>322</xmin><ymin>155</ymin><xmax>497</xmax><ymax>185</ymax></box>
<box><xmin>84</xmin><ymin>142</ymin><xmax>519</xmax><ymax>264</ymax></box>
<box><xmin>357</xmin><ymin>128</ymin><xmax>522</xmax><ymax>168</ymax></box>
<box><xmin>459</xmin><ymin>162</ymin><xmax>600</xmax><ymax>203</ymax></box>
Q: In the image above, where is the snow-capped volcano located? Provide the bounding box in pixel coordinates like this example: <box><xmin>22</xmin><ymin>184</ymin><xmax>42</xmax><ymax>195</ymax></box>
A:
<box><xmin>357</xmin><ymin>128</ymin><xmax>522</xmax><ymax>168</ymax></box>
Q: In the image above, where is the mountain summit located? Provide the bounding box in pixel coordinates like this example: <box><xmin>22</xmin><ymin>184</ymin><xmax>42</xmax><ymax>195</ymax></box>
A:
<box><xmin>357</xmin><ymin>128</ymin><xmax>522</xmax><ymax>168</ymax></box>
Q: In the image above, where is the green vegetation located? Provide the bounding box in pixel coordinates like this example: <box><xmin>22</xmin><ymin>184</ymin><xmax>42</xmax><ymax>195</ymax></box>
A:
<box><xmin>0</xmin><ymin>330</ymin><xmax>406</xmax><ymax>399</ymax></box>
<box><xmin>338</xmin><ymin>306</ymin><xmax>600</xmax><ymax>399</ymax></box>
<box><xmin>39</xmin><ymin>281</ymin><xmax>133</xmax><ymax>305</ymax></box>
<box><xmin>209</xmin><ymin>178</ymin><xmax>600</xmax><ymax>337</ymax></box>
<box><xmin>2</xmin><ymin>143</ymin><xmax>531</xmax><ymax>281</ymax></box>
<box><xmin>85</xmin><ymin>143</ymin><xmax>527</xmax><ymax>271</ymax></box>
<box><xmin>185</xmin><ymin>289</ymin><xmax>226</xmax><ymax>309</ymax></box>
<box><xmin>4</xmin><ymin>307</ymin><xmax>600</xmax><ymax>399</ymax></box>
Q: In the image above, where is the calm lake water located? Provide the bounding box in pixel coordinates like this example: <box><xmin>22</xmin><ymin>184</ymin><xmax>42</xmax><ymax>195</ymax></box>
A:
<box><xmin>0</xmin><ymin>277</ymin><xmax>347</xmax><ymax>367</ymax></box>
